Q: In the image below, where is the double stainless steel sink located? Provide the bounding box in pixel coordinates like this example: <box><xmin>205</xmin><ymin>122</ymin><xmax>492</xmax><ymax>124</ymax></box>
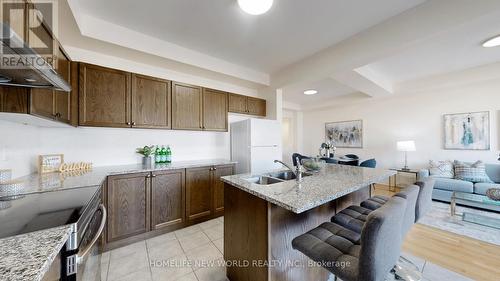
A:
<box><xmin>245</xmin><ymin>170</ymin><xmax>312</xmax><ymax>185</ymax></box>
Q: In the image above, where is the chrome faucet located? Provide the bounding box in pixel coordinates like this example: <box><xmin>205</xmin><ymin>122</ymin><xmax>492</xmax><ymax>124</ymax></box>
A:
<box><xmin>274</xmin><ymin>157</ymin><xmax>302</xmax><ymax>182</ymax></box>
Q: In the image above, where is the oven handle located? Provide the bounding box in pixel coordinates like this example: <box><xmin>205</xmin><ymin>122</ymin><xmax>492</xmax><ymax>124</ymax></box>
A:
<box><xmin>77</xmin><ymin>204</ymin><xmax>107</xmax><ymax>264</ymax></box>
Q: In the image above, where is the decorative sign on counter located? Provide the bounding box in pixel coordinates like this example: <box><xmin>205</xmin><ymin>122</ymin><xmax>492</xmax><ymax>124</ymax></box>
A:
<box><xmin>59</xmin><ymin>162</ymin><xmax>93</xmax><ymax>173</ymax></box>
<box><xmin>38</xmin><ymin>154</ymin><xmax>64</xmax><ymax>174</ymax></box>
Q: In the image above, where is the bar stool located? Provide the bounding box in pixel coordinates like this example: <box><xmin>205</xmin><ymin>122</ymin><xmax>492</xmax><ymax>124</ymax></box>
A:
<box><xmin>292</xmin><ymin>196</ymin><xmax>407</xmax><ymax>281</ymax></box>
<box><xmin>361</xmin><ymin>178</ymin><xmax>436</xmax><ymax>222</ymax></box>
<box><xmin>332</xmin><ymin>185</ymin><xmax>419</xmax><ymax>237</ymax></box>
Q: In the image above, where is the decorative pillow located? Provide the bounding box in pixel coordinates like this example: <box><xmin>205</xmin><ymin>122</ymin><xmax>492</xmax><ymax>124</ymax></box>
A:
<box><xmin>454</xmin><ymin>161</ymin><xmax>493</xmax><ymax>183</ymax></box>
<box><xmin>428</xmin><ymin>160</ymin><xmax>454</xmax><ymax>178</ymax></box>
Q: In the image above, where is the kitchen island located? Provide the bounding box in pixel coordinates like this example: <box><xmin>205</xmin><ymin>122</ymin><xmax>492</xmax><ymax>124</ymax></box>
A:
<box><xmin>221</xmin><ymin>164</ymin><xmax>395</xmax><ymax>281</ymax></box>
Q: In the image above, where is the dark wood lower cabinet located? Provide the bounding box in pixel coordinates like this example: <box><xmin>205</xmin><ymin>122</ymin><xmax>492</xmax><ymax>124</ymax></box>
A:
<box><xmin>151</xmin><ymin>169</ymin><xmax>185</xmax><ymax>230</ymax></box>
<box><xmin>104</xmin><ymin>165</ymin><xmax>234</xmax><ymax>248</ymax></box>
<box><xmin>186</xmin><ymin>166</ymin><xmax>213</xmax><ymax>222</ymax></box>
<box><xmin>106</xmin><ymin>172</ymin><xmax>150</xmax><ymax>242</ymax></box>
<box><xmin>213</xmin><ymin>165</ymin><xmax>234</xmax><ymax>216</ymax></box>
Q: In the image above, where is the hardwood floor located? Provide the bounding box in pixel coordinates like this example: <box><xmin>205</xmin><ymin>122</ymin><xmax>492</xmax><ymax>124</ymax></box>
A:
<box><xmin>374</xmin><ymin>185</ymin><xmax>500</xmax><ymax>281</ymax></box>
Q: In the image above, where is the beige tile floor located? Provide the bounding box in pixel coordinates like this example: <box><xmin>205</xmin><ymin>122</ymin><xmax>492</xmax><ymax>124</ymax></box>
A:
<box><xmin>101</xmin><ymin>216</ymin><xmax>471</xmax><ymax>281</ymax></box>
<box><xmin>101</xmin><ymin>216</ymin><xmax>226</xmax><ymax>281</ymax></box>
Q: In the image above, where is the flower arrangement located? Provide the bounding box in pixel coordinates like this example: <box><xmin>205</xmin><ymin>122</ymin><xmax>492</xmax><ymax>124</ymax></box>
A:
<box><xmin>136</xmin><ymin>145</ymin><xmax>155</xmax><ymax>157</ymax></box>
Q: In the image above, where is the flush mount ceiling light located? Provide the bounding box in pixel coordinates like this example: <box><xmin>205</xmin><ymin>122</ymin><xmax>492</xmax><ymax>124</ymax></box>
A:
<box><xmin>238</xmin><ymin>0</ymin><xmax>273</xmax><ymax>15</ymax></box>
<box><xmin>482</xmin><ymin>35</ymin><xmax>500</xmax><ymax>47</ymax></box>
<box><xmin>303</xmin><ymin>90</ymin><xmax>318</xmax><ymax>95</ymax></box>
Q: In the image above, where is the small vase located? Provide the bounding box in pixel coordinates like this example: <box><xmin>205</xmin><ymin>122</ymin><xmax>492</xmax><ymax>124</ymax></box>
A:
<box><xmin>142</xmin><ymin>156</ymin><xmax>152</xmax><ymax>168</ymax></box>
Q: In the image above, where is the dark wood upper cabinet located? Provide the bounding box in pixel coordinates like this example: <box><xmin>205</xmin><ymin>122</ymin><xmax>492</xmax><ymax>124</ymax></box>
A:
<box><xmin>53</xmin><ymin>45</ymin><xmax>72</xmax><ymax>124</ymax></box>
<box><xmin>151</xmin><ymin>169</ymin><xmax>185</xmax><ymax>230</ymax></box>
<box><xmin>0</xmin><ymin>86</ymin><xmax>29</xmax><ymax>113</ymax></box>
<box><xmin>247</xmin><ymin>97</ymin><xmax>266</xmax><ymax>116</ymax></box>
<box><xmin>213</xmin><ymin>164</ymin><xmax>234</xmax><ymax>216</ymax></box>
<box><xmin>26</xmin><ymin>6</ymin><xmax>58</xmax><ymax>120</ymax></box>
<box><xmin>228</xmin><ymin>94</ymin><xmax>247</xmax><ymax>114</ymax></box>
<box><xmin>172</xmin><ymin>82</ymin><xmax>203</xmax><ymax>130</ymax></box>
<box><xmin>29</xmin><ymin>88</ymin><xmax>55</xmax><ymax>119</ymax></box>
<box><xmin>106</xmin><ymin>172</ymin><xmax>150</xmax><ymax>242</ymax></box>
<box><xmin>229</xmin><ymin>94</ymin><xmax>266</xmax><ymax>117</ymax></box>
<box><xmin>202</xmin><ymin>88</ymin><xmax>228</xmax><ymax>131</ymax></box>
<box><xmin>79</xmin><ymin>63</ymin><xmax>131</xmax><ymax>127</ymax></box>
<box><xmin>131</xmin><ymin>74</ymin><xmax>171</xmax><ymax>129</ymax></box>
<box><xmin>27</xmin><ymin>2</ymin><xmax>55</xmax><ymax>67</ymax></box>
<box><xmin>186</xmin><ymin>166</ymin><xmax>213</xmax><ymax>222</ymax></box>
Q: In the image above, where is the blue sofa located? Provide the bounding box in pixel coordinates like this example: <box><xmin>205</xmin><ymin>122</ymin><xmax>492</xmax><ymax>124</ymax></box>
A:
<box><xmin>418</xmin><ymin>163</ymin><xmax>500</xmax><ymax>203</ymax></box>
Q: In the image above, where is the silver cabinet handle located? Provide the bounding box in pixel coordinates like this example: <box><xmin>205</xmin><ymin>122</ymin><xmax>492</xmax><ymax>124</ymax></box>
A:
<box><xmin>151</xmin><ymin>174</ymin><xmax>157</xmax><ymax>178</ymax></box>
<box><xmin>77</xmin><ymin>204</ymin><xmax>107</xmax><ymax>264</ymax></box>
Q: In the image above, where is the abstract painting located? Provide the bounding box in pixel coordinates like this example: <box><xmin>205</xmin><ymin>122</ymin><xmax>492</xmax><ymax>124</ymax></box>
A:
<box><xmin>444</xmin><ymin>111</ymin><xmax>490</xmax><ymax>150</ymax></box>
<box><xmin>325</xmin><ymin>120</ymin><xmax>363</xmax><ymax>148</ymax></box>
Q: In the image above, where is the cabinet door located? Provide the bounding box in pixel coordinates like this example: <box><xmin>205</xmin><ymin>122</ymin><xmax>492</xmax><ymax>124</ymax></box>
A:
<box><xmin>30</xmin><ymin>88</ymin><xmax>55</xmax><ymax>119</ymax></box>
<box><xmin>54</xmin><ymin>44</ymin><xmax>71</xmax><ymax>124</ymax></box>
<box><xmin>203</xmin><ymin>88</ymin><xmax>227</xmax><ymax>131</ymax></box>
<box><xmin>107</xmin><ymin>173</ymin><xmax>150</xmax><ymax>242</ymax></box>
<box><xmin>0</xmin><ymin>86</ymin><xmax>28</xmax><ymax>113</ymax></box>
<box><xmin>151</xmin><ymin>169</ymin><xmax>185</xmax><ymax>230</ymax></box>
<box><xmin>27</xmin><ymin>2</ymin><xmax>54</xmax><ymax>65</ymax></box>
<box><xmin>172</xmin><ymin>82</ymin><xmax>203</xmax><ymax>130</ymax></box>
<box><xmin>186</xmin><ymin>166</ymin><xmax>213</xmax><ymax>222</ymax></box>
<box><xmin>79</xmin><ymin>63</ymin><xmax>131</xmax><ymax>127</ymax></box>
<box><xmin>131</xmin><ymin>74</ymin><xmax>171</xmax><ymax>129</ymax></box>
<box><xmin>247</xmin><ymin>97</ymin><xmax>266</xmax><ymax>116</ymax></box>
<box><xmin>213</xmin><ymin>165</ymin><xmax>234</xmax><ymax>216</ymax></box>
<box><xmin>228</xmin><ymin>94</ymin><xmax>247</xmax><ymax>114</ymax></box>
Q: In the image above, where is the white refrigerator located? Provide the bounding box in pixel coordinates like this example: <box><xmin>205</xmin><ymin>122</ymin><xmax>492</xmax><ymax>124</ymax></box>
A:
<box><xmin>230</xmin><ymin>118</ymin><xmax>282</xmax><ymax>175</ymax></box>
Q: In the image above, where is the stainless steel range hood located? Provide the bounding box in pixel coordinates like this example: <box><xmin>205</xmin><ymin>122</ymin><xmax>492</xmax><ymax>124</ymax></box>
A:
<box><xmin>0</xmin><ymin>22</ymin><xmax>71</xmax><ymax>92</ymax></box>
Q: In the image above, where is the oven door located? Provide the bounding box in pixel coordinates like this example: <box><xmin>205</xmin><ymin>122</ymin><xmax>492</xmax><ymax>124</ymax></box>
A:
<box><xmin>76</xmin><ymin>204</ymin><xmax>106</xmax><ymax>281</ymax></box>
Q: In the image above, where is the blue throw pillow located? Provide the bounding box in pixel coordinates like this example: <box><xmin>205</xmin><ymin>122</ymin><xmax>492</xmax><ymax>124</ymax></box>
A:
<box><xmin>454</xmin><ymin>160</ymin><xmax>493</xmax><ymax>183</ymax></box>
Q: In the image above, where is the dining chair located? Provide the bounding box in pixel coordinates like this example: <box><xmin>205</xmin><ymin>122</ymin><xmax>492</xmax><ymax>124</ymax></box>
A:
<box><xmin>360</xmin><ymin>159</ymin><xmax>377</xmax><ymax>168</ymax></box>
<box><xmin>291</xmin><ymin>153</ymin><xmax>310</xmax><ymax>166</ymax></box>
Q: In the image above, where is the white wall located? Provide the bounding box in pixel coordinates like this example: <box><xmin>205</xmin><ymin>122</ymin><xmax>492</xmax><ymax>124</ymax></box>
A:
<box><xmin>0</xmin><ymin>0</ymin><xmax>276</xmax><ymax>178</ymax></box>
<box><xmin>301</xmin><ymin>79</ymin><xmax>500</xmax><ymax>170</ymax></box>
<box><xmin>0</xmin><ymin>115</ymin><xmax>249</xmax><ymax>178</ymax></box>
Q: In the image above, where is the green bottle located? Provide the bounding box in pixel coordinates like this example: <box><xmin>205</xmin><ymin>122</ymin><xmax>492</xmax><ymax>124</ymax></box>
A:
<box><xmin>154</xmin><ymin>146</ymin><xmax>161</xmax><ymax>163</ymax></box>
<box><xmin>166</xmin><ymin>146</ymin><xmax>172</xmax><ymax>163</ymax></box>
<box><xmin>160</xmin><ymin>145</ymin><xmax>167</xmax><ymax>163</ymax></box>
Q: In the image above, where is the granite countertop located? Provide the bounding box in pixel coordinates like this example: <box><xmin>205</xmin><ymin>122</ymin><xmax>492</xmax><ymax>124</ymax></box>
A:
<box><xmin>0</xmin><ymin>159</ymin><xmax>236</xmax><ymax>280</ymax></box>
<box><xmin>221</xmin><ymin>164</ymin><xmax>396</xmax><ymax>213</ymax></box>
<box><xmin>0</xmin><ymin>225</ymin><xmax>73</xmax><ymax>281</ymax></box>
<box><xmin>1</xmin><ymin>159</ymin><xmax>236</xmax><ymax>198</ymax></box>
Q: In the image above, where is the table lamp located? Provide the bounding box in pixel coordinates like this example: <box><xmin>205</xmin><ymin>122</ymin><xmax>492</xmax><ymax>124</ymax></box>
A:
<box><xmin>397</xmin><ymin>141</ymin><xmax>416</xmax><ymax>171</ymax></box>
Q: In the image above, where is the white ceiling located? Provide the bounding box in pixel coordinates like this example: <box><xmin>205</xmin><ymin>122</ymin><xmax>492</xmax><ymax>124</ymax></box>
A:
<box><xmin>282</xmin><ymin>78</ymin><xmax>358</xmax><ymax>105</ymax></box>
<box><xmin>75</xmin><ymin>0</ymin><xmax>425</xmax><ymax>73</ymax></box>
<box><xmin>366</xmin><ymin>9</ymin><xmax>500</xmax><ymax>84</ymax></box>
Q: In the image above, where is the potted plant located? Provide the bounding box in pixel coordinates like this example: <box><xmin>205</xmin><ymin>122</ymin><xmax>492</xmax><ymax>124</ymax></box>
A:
<box><xmin>136</xmin><ymin>145</ymin><xmax>155</xmax><ymax>167</ymax></box>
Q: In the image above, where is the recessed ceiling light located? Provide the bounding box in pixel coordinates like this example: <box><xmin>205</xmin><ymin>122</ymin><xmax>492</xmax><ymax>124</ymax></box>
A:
<box><xmin>303</xmin><ymin>90</ymin><xmax>318</xmax><ymax>95</ymax></box>
<box><xmin>482</xmin><ymin>35</ymin><xmax>500</xmax><ymax>47</ymax></box>
<box><xmin>238</xmin><ymin>0</ymin><xmax>273</xmax><ymax>15</ymax></box>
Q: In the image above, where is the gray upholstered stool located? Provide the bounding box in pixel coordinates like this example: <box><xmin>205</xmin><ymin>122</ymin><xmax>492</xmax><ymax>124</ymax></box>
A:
<box><xmin>292</xmin><ymin>196</ymin><xmax>407</xmax><ymax>281</ymax></box>
<box><xmin>361</xmin><ymin>178</ymin><xmax>436</xmax><ymax>222</ymax></box>
<box><xmin>332</xmin><ymin>185</ymin><xmax>419</xmax><ymax>237</ymax></box>
<box><xmin>351</xmin><ymin>178</ymin><xmax>435</xmax><ymax>280</ymax></box>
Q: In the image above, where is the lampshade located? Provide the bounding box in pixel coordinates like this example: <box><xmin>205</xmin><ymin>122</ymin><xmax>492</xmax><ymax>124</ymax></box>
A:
<box><xmin>397</xmin><ymin>141</ymin><xmax>416</xmax><ymax>152</ymax></box>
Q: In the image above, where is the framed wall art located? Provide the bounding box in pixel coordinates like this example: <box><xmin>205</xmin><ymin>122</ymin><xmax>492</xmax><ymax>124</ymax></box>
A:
<box><xmin>325</xmin><ymin>120</ymin><xmax>363</xmax><ymax>148</ymax></box>
<box><xmin>443</xmin><ymin>111</ymin><xmax>490</xmax><ymax>150</ymax></box>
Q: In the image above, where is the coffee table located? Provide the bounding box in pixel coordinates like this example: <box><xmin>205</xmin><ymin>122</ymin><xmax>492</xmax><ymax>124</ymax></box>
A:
<box><xmin>451</xmin><ymin>191</ymin><xmax>500</xmax><ymax>229</ymax></box>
